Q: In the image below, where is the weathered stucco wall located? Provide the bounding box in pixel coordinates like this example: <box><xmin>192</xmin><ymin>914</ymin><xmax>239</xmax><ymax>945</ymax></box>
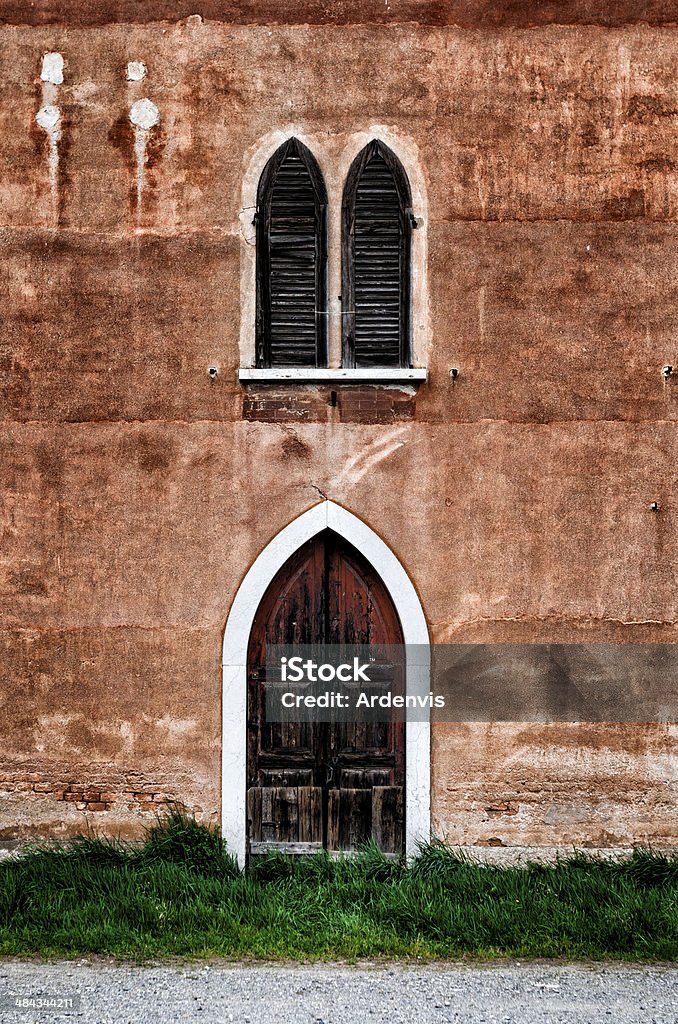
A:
<box><xmin>2</xmin><ymin>1</ymin><xmax>678</xmax><ymax>28</ymax></box>
<box><xmin>0</xmin><ymin>9</ymin><xmax>676</xmax><ymax>845</ymax></box>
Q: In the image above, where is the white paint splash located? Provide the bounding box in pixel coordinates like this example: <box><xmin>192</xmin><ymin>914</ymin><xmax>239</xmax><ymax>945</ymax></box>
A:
<box><xmin>126</xmin><ymin>60</ymin><xmax>146</xmax><ymax>82</ymax></box>
<box><xmin>36</xmin><ymin>53</ymin><xmax>64</xmax><ymax>222</ymax></box>
<box><xmin>129</xmin><ymin>98</ymin><xmax>160</xmax><ymax>220</ymax></box>
<box><xmin>330</xmin><ymin>427</ymin><xmax>410</xmax><ymax>488</ymax></box>
<box><xmin>35</xmin><ymin>103</ymin><xmax>60</xmax><ymax>133</ymax></box>
<box><xmin>130</xmin><ymin>97</ymin><xmax>160</xmax><ymax>131</ymax></box>
<box><xmin>35</xmin><ymin>104</ymin><xmax>61</xmax><ymax>219</ymax></box>
<box><xmin>41</xmin><ymin>51</ymin><xmax>64</xmax><ymax>85</ymax></box>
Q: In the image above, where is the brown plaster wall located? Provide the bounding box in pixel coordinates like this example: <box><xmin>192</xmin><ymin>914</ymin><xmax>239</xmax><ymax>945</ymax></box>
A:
<box><xmin>2</xmin><ymin>1</ymin><xmax>678</xmax><ymax>28</ymax></box>
<box><xmin>0</xmin><ymin>18</ymin><xmax>676</xmax><ymax>845</ymax></box>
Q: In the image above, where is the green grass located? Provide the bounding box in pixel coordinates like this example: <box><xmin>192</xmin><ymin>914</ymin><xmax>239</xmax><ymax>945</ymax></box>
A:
<box><xmin>0</xmin><ymin>813</ymin><xmax>676</xmax><ymax>961</ymax></box>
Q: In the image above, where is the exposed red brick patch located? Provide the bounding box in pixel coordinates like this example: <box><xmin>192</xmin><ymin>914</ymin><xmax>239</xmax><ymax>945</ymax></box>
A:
<box><xmin>243</xmin><ymin>386</ymin><xmax>417</xmax><ymax>423</ymax></box>
<box><xmin>337</xmin><ymin>387</ymin><xmax>416</xmax><ymax>424</ymax></box>
<box><xmin>486</xmin><ymin>802</ymin><xmax>519</xmax><ymax>817</ymax></box>
<box><xmin>0</xmin><ymin>774</ymin><xmax>181</xmax><ymax>815</ymax></box>
<box><xmin>243</xmin><ymin>390</ymin><xmax>330</xmax><ymax>422</ymax></box>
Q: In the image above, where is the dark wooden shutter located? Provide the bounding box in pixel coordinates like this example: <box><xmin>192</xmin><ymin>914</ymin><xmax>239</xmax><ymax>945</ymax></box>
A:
<box><xmin>256</xmin><ymin>139</ymin><xmax>327</xmax><ymax>368</ymax></box>
<box><xmin>342</xmin><ymin>142</ymin><xmax>412</xmax><ymax>368</ymax></box>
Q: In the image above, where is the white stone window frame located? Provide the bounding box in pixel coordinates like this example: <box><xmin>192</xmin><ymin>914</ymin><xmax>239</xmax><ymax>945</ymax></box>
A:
<box><xmin>222</xmin><ymin>500</ymin><xmax>431</xmax><ymax>866</ymax></box>
<box><xmin>238</xmin><ymin>126</ymin><xmax>430</xmax><ymax>384</ymax></box>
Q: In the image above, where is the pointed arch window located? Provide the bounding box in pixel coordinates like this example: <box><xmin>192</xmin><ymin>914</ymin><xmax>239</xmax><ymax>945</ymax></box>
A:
<box><xmin>342</xmin><ymin>141</ymin><xmax>413</xmax><ymax>369</ymax></box>
<box><xmin>255</xmin><ymin>138</ymin><xmax>328</xmax><ymax>368</ymax></box>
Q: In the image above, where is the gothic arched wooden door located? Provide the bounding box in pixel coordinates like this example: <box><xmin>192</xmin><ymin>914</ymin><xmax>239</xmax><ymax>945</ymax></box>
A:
<box><xmin>247</xmin><ymin>530</ymin><xmax>405</xmax><ymax>857</ymax></box>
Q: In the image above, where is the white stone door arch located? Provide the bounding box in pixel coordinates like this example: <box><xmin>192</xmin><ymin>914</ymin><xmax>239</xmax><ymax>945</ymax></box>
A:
<box><xmin>222</xmin><ymin>500</ymin><xmax>430</xmax><ymax>865</ymax></box>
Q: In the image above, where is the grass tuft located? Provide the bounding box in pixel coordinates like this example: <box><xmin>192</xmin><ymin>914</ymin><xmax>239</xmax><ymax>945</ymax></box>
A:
<box><xmin>137</xmin><ymin>808</ymin><xmax>239</xmax><ymax>878</ymax></box>
<box><xmin>0</xmin><ymin>816</ymin><xmax>675</xmax><ymax>961</ymax></box>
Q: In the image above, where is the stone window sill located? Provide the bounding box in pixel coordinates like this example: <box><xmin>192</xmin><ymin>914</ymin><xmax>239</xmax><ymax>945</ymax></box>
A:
<box><xmin>238</xmin><ymin>368</ymin><xmax>427</xmax><ymax>384</ymax></box>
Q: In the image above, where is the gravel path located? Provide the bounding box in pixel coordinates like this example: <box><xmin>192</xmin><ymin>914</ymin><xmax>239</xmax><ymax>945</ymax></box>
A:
<box><xmin>0</xmin><ymin>961</ymin><xmax>675</xmax><ymax>1023</ymax></box>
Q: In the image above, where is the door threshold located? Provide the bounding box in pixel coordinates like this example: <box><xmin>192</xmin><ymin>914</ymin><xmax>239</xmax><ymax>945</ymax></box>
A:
<box><xmin>249</xmin><ymin>841</ymin><xmax>323</xmax><ymax>856</ymax></box>
<box><xmin>249</xmin><ymin>840</ymin><xmax>398</xmax><ymax>859</ymax></box>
